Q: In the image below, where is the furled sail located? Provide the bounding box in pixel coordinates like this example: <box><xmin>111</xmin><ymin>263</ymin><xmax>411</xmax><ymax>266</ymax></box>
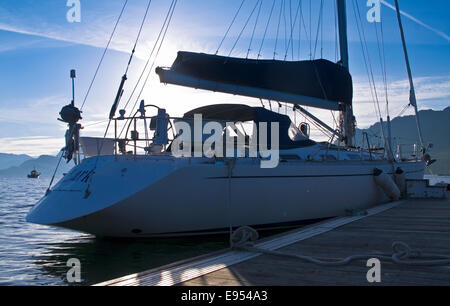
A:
<box><xmin>156</xmin><ymin>51</ymin><xmax>353</xmax><ymax>111</ymax></box>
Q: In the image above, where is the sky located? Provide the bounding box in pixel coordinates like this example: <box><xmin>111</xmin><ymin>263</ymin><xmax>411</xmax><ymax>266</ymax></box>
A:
<box><xmin>0</xmin><ymin>0</ymin><xmax>449</xmax><ymax>156</ymax></box>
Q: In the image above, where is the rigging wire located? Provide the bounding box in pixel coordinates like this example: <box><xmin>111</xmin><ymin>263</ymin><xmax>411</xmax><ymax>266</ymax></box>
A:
<box><xmin>374</xmin><ymin>21</ymin><xmax>391</xmax><ymax>124</ymax></box>
<box><xmin>228</xmin><ymin>0</ymin><xmax>260</xmax><ymax>57</ymax></box>
<box><xmin>297</xmin><ymin>0</ymin><xmax>302</xmax><ymax>60</ymax></box>
<box><xmin>320</xmin><ymin>0</ymin><xmax>324</xmax><ymax>58</ymax></box>
<box><xmin>283</xmin><ymin>0</ymin><xmax>301</xmax><ymax>60</ymax></box>
<box><xmin>83</xmin><ymin>120</ymin><xmax>110</xmax><ymax>128</ymax></box>
<box><xmin>86</xmin><ymin>0</ymin><xmax>178</xmax><ymax>196</ymax></box>
<box><xmin>216</xmin><ymin>0</ymin><xmax>246</xmax><ymax>55</ymax></box>
<box><xmin>109</xmin><ymin>0</ymin><xmax>153</xmax><ymax>121</ymax></box>
<box><xmin>124</xmin><ymin>0</ymin><xmax>153</xmax><ymax>76</ymax></box>
<box><xmin>312</xmin><ymin>0</ymin><xmax>324</xmax><ymax>59</ymax></box>
<box><xmin>283</xmin><ymin>0</ymin><xmax>288</xmax><ymax>55</ymax></box>
<box><xmin>80</xmin><ymin>0</ymin><xmax>128</xmax><ymax>111</ymax></box>
<box><xmin>334</xmin><ymin>0</ymin><xmax>338</xmax><ymax>62</ymax></box>
<box><xmin>297</xmin><ymin>109</ymin><xmax>333</xmax><ymax>139</ymax></box>
<box><xmin>396</xmin><ymin>104</ymin><xmax>411</xmax><ymax>118</ymax></box>
<box><xmin>351</xmin><ymin>0</ymin><xmax>381</xmax><ymax>121</ymax></box>
<box><xmin>373</xmin><ymin>24</ymin><xmax>387</xmax><ymax>101</ymax></box>
<box><xmin>309</xmin><ymin>0</ymin><xmax>312</xmax><ymax>59</ymax></box>
<box><xmin>379</xmin><ymin>19</ymin><xmax>391</xmax><ymax>118</ymax></box>
<box><xmin>289</xmin><ymin>0</ymin><xmax>294</xmax><ymax>60</ymax></box>
<box><xmin>357</xmin><ymin>0</ymin><xmax>383</xmax><ymax>117</ymax></box>
<box><xmin>46</xmin><ymin>151</ymin><xmax>65</xmax><ymax>195</ymax></box>
<box><xmin>273</xmin><ymin>0</ymin><xmax>284</xmax><ymax>59</ymax></box>
<box><xmin>246</xmin><ymin>0</ymin><xmax>263</xmax><ymax>59</ymax></box>
<box><xmin>257</xmin><ymin>0</ymin><xmax>276</xmax><ymax>59</ymax></box>
<box><xmin>119</xmin><ymin>0</ymin><xmax>178</xmax><ymax>138</ymax></box>
<box><xmin>83</xmin><ymin>0</ymin><xmax>178</xmax><ymax>198</ymax></box>
<box><xmin>298</xmin><ymin>0</ymin><xmax>310</xmax><ymax>49</ymax></box>
<box><xmin>126</xmin><ymin>1</ymin><xmax>177</xmax><ymax>115</ymax></box>
<box><xmin>121</xmin><ymin>0</ymin><xmax>176</xmax><ymax>112</ymax></box>
<box><xmin>352</xmin><ymin>0</ymin><xmax>390</xmax><ymax>152</ymax></box>
<box><xmin>47</xmin><ymin>0</ymin><xmax>129</xmax><ymax>193</ymax></box>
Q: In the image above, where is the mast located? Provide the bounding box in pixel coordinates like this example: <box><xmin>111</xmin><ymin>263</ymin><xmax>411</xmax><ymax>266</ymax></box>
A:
<box><xmin>393</xmin><ymin>0</ymin><xmax>425</xmax><ymax>154</ymax></box>
<box><xmin>336</xmin><ymin>0</ymin><xmax>355</xmax><ymax>147</ymax></box>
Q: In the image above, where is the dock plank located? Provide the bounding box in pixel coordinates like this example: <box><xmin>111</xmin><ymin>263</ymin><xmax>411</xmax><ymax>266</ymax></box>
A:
<box><xmin>98</xmin><ymin>192</ymin><xmax>450</xmax><ymax>286</ymax></box>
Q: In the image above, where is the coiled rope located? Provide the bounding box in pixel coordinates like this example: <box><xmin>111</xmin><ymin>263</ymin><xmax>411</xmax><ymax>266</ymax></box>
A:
<box><xmin>230</xmin><ymin>226</ymin><xmax>450</xmax><ymax>267</ymax></box>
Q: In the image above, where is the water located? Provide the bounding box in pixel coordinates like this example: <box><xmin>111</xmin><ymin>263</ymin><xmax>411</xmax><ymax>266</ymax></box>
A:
<box><xmin>0</xmin><ymin>177</ymin><xmax>228</xmax><ymax>286</ymax></box>
<box><xmin>425</xmin><ymin>175</ymin><xmax>450</xmax><ymax>186</ymax></box>
<box><xmin>1</xmin><ymin>176</ymin><xmax>448</xmax><ymax>286</ymax></box>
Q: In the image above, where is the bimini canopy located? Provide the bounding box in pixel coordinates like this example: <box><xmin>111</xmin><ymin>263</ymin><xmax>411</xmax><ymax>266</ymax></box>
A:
<box><xmin>156</xmin><ymin>52</ymin><xmax>353</xmax><ymax>111</ymax></box>
<box><xmin>182</xmin><ymin>104</ymin><xmax>316</xmax><ymax>149</ymax></box>
<box><xmin>184</xmin><ymin>104</ymin><xmax>255</xmax><ymax>121</ymax></box>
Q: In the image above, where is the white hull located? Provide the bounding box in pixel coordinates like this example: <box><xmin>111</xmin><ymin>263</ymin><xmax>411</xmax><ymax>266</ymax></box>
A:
<box><xmin>27</xmin><ymin>152</ymin><xmax>425</xmax><ymax>238</ymax></box>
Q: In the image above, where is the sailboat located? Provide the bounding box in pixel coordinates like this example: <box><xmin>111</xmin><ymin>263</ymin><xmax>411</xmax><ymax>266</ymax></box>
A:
<box><xmin>27</xmin><ymin>0</ymin><xmax>428</xmax><ymax>238</ymax></box>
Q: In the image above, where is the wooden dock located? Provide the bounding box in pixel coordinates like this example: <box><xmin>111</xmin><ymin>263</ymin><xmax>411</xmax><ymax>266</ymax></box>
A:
<box><xmin>96</xmin><ymin>191</ymin><xmax>450</xmax><ymax>286</ymax></box>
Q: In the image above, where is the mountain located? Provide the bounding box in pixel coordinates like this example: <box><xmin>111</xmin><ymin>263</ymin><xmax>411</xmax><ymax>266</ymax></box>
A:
<box><xmin>0</xmin><ymin>153</ymin><xmax>33</xmax><ymax>170</ymax></box>
<box><xmin>0</xmin><ymin>154</ymin><xmax>75</xmax><ymax>178</ymax></box>
<box><xmin>356</xmin><ymin>107</ymin><xmax>450</xmax><ymax>175</ymax></box>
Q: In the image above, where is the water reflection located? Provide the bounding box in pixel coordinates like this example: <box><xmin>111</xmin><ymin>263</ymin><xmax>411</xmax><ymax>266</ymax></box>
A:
<box><xmin>33</xmin><ymin>235</ymin><xmax>228</xmax><ymax>286</ymax></box>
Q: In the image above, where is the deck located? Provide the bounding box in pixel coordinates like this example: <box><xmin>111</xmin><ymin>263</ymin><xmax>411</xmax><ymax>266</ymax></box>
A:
<box><xmin>96</xmin><ymin>191</ymin><xmax>450</xmax><ymax>286</ymax></box>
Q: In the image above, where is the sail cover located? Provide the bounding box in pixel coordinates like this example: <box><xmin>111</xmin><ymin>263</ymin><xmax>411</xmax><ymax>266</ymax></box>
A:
<box><xmin>156</xmin><ymin>52</ymin><xmax>353</xmax><ymax>109</ymax></box>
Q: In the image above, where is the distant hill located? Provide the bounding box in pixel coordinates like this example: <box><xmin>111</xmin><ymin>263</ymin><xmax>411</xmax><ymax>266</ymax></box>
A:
<box><xmin>0</xmin><ymin>153</ymin><xmax>33</xmax><ymax>170</ymax></box>
<box><xmin>0</xmin><ymin>154</ymin><xmax>75</xmax><ymax>178</ymax></box>
<box><xmin>356</xmin><ymin>107</ymin><xmax>450</xmax><ymax>175</ymax></box>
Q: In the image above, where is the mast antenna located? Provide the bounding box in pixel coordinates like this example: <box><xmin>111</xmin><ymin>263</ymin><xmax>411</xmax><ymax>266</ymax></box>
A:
<box><xmin>70</xmin><ymin>69</ymin><xmax>76</xmax><ymax>106</ymax></box>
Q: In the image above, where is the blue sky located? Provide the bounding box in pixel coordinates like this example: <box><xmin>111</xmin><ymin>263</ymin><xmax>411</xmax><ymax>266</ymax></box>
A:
<box><xmin>0</xmin><ymin>0</ymin><xmax>449</xmax><ymax>155</ymax></box>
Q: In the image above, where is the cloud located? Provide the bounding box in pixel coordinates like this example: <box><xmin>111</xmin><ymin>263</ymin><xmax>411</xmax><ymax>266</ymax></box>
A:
<box><xmin>0</xmin><ymin>136</ymin><xmax>64</xmax><ymax>156</ymax></box>
<box><xmin>353</xmin><ymin>76</ymin><xmax>450</xmax><ymax>104</ymax></box>
<box><xmin>0</xmin><ymin>20</ymin><xmax>132</xmax><ymax>56</ymax></box>
<box><xmin>381</xmin><ymin>0</ymin><xmax>450</xmax><ymax>42</ymax></box>
<box><xmin>353</xmin><ymin>75</ymin><xmax>450</xmax><ymax>127</ymax></box>
<box><xmin>0</xmin><ymin>1</ymin><xmax>187</xmax><ymax>60</ymax></box>
<box><xmin>0</xmin><ymin>35</ymin><xmax>45</xmax><ymax>53</ymax></box>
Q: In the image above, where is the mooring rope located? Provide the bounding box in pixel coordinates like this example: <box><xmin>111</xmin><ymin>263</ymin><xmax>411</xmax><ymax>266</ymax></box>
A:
<box><xmin>231</xmin><ymin>226</ymin><xmax>450</xmax><ymax>267</ymax></box>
